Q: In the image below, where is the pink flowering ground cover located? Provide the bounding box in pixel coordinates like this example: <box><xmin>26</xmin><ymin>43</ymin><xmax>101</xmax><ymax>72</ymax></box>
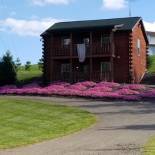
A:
<box><xmin>0</xmin><ymin>81</ymin><xmax>155</xmax><ymax>101</ymax></box>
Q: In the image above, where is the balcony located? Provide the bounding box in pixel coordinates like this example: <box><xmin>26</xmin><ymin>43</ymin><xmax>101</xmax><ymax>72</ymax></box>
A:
<box><xmin>51</xmin><ymin>43</ymin><xmax>111</xmax><ymax>58</ymax></box>
<box><xmin>92</xmin><ymin>43</ymin><xmax>111</xmax><ymax>56</ymax></box>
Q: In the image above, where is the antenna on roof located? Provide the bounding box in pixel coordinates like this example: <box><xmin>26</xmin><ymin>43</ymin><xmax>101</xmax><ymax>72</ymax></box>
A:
<box><xmin>129</xmin><ymin>0</ymin><xmax>132</xmax><ymax>17</ymax></box>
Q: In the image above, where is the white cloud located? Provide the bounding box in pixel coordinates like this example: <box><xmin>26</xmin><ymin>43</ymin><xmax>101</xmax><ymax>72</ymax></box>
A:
<box><xmin>102</xmin><ymin>0</ymin><xmax>128</xmax><ymax>10</ymax></box>
<box><xmin>31</xmin><ymin>0</ymin><xmax>72</xmax><ymax>6</ymax></box>
<box><xmin>144</xmin><ymin>21</ymin><xmax>155</xmax><ymax>32</ymax></box>
<box><xmin>0</xmin><ymin>18</ymin><xmax>62</xmax><ymax>37</ymax></box>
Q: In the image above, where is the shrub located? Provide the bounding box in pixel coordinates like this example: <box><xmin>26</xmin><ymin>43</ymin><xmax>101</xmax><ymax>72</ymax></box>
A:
<box><xmin>15</xmin><ymin>57</ymin><xmax>21</xmax><ymax>71</ymax></box>
<box><xmin>25</xmin><ymin>61</ymin><xmax>31</xmax><ymax>71</ymax></box>
<box><xmin>0</xmin><ymin>51</ymin><xmax>17</xmax><ymax>86</ymax></box>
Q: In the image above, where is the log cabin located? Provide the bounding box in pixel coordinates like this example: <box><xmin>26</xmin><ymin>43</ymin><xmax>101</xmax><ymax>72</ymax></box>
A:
<box><xmin>41</xmin><ymin>17</ymin><xmax>148</xmax><ymax>84</ymax></box>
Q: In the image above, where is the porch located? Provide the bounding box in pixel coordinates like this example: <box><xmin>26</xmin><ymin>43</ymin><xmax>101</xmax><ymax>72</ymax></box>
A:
<box><xmin>51</xmin><ymin>58</ymin><xmax>113</xmax><ymax>82</ymax></box>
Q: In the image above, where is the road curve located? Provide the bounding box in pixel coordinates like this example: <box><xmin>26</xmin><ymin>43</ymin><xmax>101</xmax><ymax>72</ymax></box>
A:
<box><xmin>1</xmin><ymin>96</ymin><xmax>155</xmax><ymax>155</ymax></box>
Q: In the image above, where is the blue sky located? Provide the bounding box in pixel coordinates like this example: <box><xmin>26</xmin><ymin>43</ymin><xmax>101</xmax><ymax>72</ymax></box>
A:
<box><xmin>0</xmin><ymin>0</ymin><xmax>155</xmax><ymax>64</ymax></box>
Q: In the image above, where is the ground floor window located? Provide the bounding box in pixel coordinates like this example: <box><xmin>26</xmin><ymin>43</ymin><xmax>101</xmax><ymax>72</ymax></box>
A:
<box><xmin>101</xmin><ymin>62</ymin><xmax>111</xmax><ymax>73</ymax></box>
<box><xmin>61</xmin><ymin>64</ymin><xmax>71</xmax><ymax>73</ymax></box>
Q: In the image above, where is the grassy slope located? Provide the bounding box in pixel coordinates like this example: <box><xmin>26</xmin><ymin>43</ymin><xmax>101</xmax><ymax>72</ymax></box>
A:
<box><xmin>144</xmin><ymin>137</ymin><xmax>155</xmax><ymax>155</ymax></box>
<box><xmin>17</xmin><ymin>64</ymin><xmax>42</xmax><ymax>83</ymax></box>
<box><xmin>0</xmin><ymin>98</ymin><xmax>96</xmax><ymax>149</ymax></box>
<box><xmin>148</xmin><ymin>55</ymin><xmax>155</xmax><ymax>74</ymax></box>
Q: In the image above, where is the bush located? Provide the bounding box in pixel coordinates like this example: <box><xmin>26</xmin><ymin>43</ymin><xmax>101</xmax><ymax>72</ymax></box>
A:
<box><xmin>0</xmin><ymin>51</ymin><xmax>17</xmax><ymax>85</ymax></box>
<box><xmin>25</xmin><ymin>61</ymin><xmax>31</xmax><ymax>71</ymax></box>
<box><xmin>15</xmin><ymin>57</ymin><xmax>21</xmax><ymax>71</ymax></box>
<box><xmin>148</xmin><ymin>55</ymin><xmax>155</xmax><ymax>73</ymax></box>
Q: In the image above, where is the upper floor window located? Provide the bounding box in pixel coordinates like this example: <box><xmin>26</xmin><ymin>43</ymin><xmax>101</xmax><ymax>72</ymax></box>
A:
<box><xmin>83</xmin><ymin>38</ymin><xmax>90</xmax><ymax>46</ymax></box>
<box><xmin>148</xmin><ymin>35</ymin><xmax>155</xmax><ymax>45</ymax></box>
<box><xmin>62</xmin><ymin>37</ymin><xmax>71</xmax><ymax>46</ymax></box>
<box><xmin>101</xmin><ymin>35</ymin><xmax>110</xmax><ymax>47</ymax></box>
<box><xmin>137</xmin><ymin>39</ymin><xmax>141</xmax><ymax>55</ymax></box>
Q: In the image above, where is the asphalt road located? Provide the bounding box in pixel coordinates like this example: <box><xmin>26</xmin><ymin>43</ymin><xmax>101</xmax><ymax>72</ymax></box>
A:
<box><xmin>1</xmin><ymin>96</ymin><xmax>155</xmax><ymax>155</ymax></box>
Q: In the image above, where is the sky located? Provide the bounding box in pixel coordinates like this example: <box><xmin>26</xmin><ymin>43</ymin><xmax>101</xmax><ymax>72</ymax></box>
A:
<box><xmin>0</xmin><ymin>0</ymin><xmax>155</xmax><ymax>64</ymax></box>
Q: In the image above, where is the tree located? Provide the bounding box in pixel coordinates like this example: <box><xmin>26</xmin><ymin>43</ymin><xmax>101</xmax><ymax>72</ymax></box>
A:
<box><xmin>25</xmin><ymin>61</ymin><xmax>31</xmax><ymax>71</ymax></box>
<box><xmin>15</xmin><ymin>57</ymin><xmax>21</xmax><ymax>71</ymax></box>
<box><xmin>0</xmin><ymin>51</ymin><xmax>17</xmax><ymax>85</ymax></box>
<box><xmin>38</xmin><ymin>58</ymin><xmax>43</xmax><ymax>70</ymax></box>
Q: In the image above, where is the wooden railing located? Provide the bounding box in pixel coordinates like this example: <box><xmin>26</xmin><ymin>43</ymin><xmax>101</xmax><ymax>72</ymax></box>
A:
<box><xmin>51</xmin><ymin>43</ymin><xmax>111</xmax><ymax>57</ymax></box>
<box><xmin>92</xmin><ymin>43</ymin><xmax>111</xmax><ymax>55</ymax></box>
<box><xmin>52</xmin><ymin>71</ymin><xmax>112</xmax><ymax>82</ymax></box>
<box><xmin>51</xmin><ymin>46</ymin><xmax>70</xmax><ymax>57</ymax></box>
<box><xmin>91</xmin><ymin>71</ymin><xmax>111</xmax><ymax>81</ymax></box>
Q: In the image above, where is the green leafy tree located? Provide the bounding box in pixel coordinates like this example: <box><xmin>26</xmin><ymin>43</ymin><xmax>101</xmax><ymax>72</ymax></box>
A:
<box><xmin>0</xmin><ymin>51</ymin><xmax>17</xmax><ymax>85</ymax></box>
<box><xmin>25</xmin><ymin>61</ymin><xmax>31</xmax><ymax>71</ymax></box>
<box><xmin>15</xmin><ymin>57</ymin><xmax>21</xmax><ymax>71</ymax></box>
<box><xmin>38</xmin><ymin>58</ymin><xmax>43</xmax><ymax>70</ymax></box>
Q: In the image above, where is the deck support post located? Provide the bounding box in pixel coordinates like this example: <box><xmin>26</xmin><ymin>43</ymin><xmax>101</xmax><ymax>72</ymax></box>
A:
<box><xmin>110</xmin><ymin>30</ymin><xmax>115</xmax><ymax>82</ymax></box>
<box><xmin>50</xmin><ymin>35</ymin><xmax>53</xmax><ymax>82</ymax></box>
<box><xmin>70</xmin><ymin>32</ymin><xmax>73</xmax><ymax>82</ymax></box>
<box><xmin>90</xmin><ymin>32</ymin><xmax>93</xmax><ymax>81</ymax></box>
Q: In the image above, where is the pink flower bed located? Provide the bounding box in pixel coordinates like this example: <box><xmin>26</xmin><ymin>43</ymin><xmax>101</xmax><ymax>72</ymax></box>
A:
<box><xmin>115</xmin><ymin>88</ymin><xmax>140</xmax><ymax>95</ymax></box>
<box><xmin>0</xmin><ymin>81</ymin><xmax>155</xmax><ymax>101</ymax></box>
<box><xmin>121</xmin><ymin>84</ymin><xmax>146</xmax><ymax>91</ymax></box>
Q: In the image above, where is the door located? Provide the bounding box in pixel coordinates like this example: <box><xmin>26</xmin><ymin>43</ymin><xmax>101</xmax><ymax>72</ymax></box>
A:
<box><xmin>74</xmin><ymin>64</ymin><xmax>89</xmax><ymax>82</ymax></box>
<box><xmin>61</xmin><ymin>63</ymin><xmax>71</xmax><ymax>81</ymax></box>
<box><xmin>100</xmin><ymin>62</ymin><xmax>111</xmax><ymax>81</ymax></box>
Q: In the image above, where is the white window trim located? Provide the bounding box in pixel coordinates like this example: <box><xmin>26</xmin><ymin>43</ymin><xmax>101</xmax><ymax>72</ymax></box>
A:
<box><xmin>137</xmin><ymin>39</ymin><xmax>141</xmax><ymax>56</ymax></box>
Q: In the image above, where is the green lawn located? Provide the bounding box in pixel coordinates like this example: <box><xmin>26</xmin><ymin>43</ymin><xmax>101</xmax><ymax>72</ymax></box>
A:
<box><xmin>148</xmin><ymin>55</ymin><xmax>155</xmax><ymax>74</ymax></box>
<box><xmin>0</xmin><ymin>98</ymin><xmax>96</xmax><ymax>149</ymax></box>
<box><xmin>144</xmin><ymin>137</ymin><xmax>155</xmax><ymax>155</ymax></box>
<box><xmin>17</xmin><ymin>64</ymin><xmax>42</xmax><ymax>84</ymax></box>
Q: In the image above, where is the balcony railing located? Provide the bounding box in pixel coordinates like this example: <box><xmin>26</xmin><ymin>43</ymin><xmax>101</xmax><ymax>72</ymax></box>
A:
<box><xmin>51</xmin><ymin>46</ymin><xmax>70</xmax><ymax>57</ymax></box>
<box><xmin>52</xmin><ymin>71</ymin><xmax>111</xmax><ymax>82</ymax></box>
<box><xmin>92</xmin><ymin>43</ymin><xmax>111</xmax><ymax>55</ymax></box>
<box><xmin>51</xmin><ymin>43</ymin><xmax>111</xmax><ymax>57</ymax></box>
<box><xmin>91</xmin><ymin>71</ymin><xmax>111</xmax><ymax>81</ymax></box>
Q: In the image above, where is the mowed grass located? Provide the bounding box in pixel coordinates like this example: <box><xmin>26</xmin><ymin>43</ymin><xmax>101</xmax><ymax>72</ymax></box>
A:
<box><xmin>0</xmin><ymin>98</ymin><xmax>96</xmax><ymax>149</ymax></box>
<box><xmin>144</xmin><ymin>137</ymin><xmax>155</xmax><ymax>155</ymax></box>
<box><xmin>17</xmin><ymin>64</ymin><xmax>42</xmax><ymax>82</ymax></box>
<box><xmin>148</xmin><ymin>55</ymin><xmax>155</xmax><ymax>74</ymax></box>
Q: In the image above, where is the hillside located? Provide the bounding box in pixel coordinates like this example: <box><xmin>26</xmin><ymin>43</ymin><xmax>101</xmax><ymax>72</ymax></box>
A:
<box><xmin>17</xmin><ymin>64</ymin><xmax>42</xmax><ymax>84</ymax></box>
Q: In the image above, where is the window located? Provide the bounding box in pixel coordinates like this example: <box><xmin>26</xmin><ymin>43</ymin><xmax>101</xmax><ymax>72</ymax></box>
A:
<box><xmin>101</xmin><ymin>35</ymin><xmax>110</xmax><ymax>47</ymax></box>
<box><xmin>62</xmin><ymin>37</ymin><xmax>71</xmax><ymax>46</ymax></box>
<box><xmin>137</xmin><ymin>39</ymin><xmax>141</xmax><ymax>55</ymax></box>
<box><xmin>61</xmin><ymin>64</ymin><xmax>70</xmax><ymax>73</ymax></box>
<box><xmin>83</xmin><ymin>38</ymin><xmax>90</xmax><ymax>46</ymax></box>
<box><xmin>149</xmin><ymin>46</ymin><xmax>155</xmax><ymax>55</ymax></box>
<box><xmin>101</xmin><ymin>62</ymin><xmax>111</xmax><ymax>72</ymax></box>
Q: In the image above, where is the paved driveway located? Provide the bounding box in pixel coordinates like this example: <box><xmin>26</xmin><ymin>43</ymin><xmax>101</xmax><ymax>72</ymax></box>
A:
<box><xmin>1</xmin><ymin>96</ymin><xmax>155</xmax><ymax>155</ymax></box>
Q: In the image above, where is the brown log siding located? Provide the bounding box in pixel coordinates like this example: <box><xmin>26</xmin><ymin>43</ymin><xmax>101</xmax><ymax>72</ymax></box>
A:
<box><xmin>130</xmin><ymin>21</ymin><xmax>147</xmax><ymax>83</ymax></box>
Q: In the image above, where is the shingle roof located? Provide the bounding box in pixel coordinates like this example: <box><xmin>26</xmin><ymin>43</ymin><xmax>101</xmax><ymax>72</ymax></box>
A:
<box><xmin>41</xmin><ymin>17</ymin><xmax>141</xmax><ymax>36</ymax></box>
